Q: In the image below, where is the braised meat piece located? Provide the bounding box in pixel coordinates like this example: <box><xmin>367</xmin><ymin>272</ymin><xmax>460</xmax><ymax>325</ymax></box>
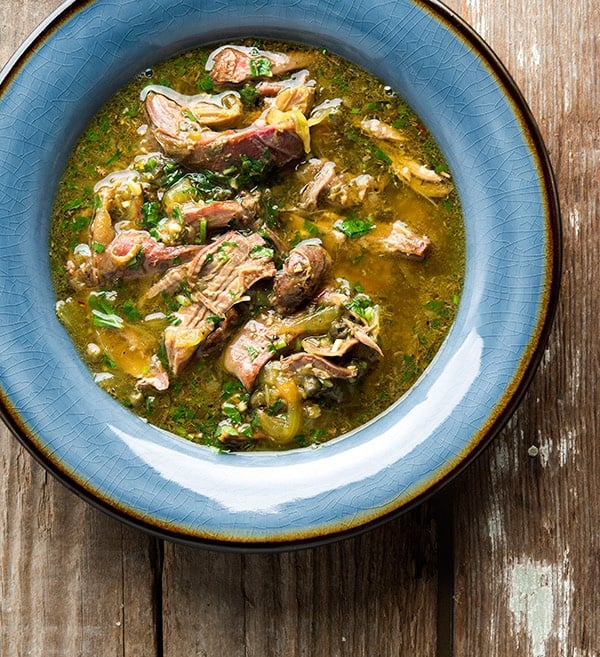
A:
<box><xmin>148</xmin><ymin>231</ymin><xmax>277</xmax><ymax>375</ymax></box>
<box><xmin>381</xmin><ymin>220</ymin><xmax>431</xmax><ymax>260</ymax></box>
<box><xmin>223</xmin><ymin>304</ymin><xmax>341</xmax><ymax>389</ymax></box>
<box><xmin>93</xmin><ymin>229</ymin><xmax>204</xmax><ymax>281</ymax></box>
<box><xmin>144</xmin><ymin>91</ymin><xmax>304</xmax><ymax>171</ymax></box>
<box><xmin>271</xmin><ymin>241</ymin><xmax>331</xmax><ymax>315</ymax></box>
<box><xmin>207</xmin><ymin>45</ymin><xmax>313</xmax><ymax>84</ymax></box>
<box><xmin>222</xmin><ymin>317</ymin><xmax>280</xmax><ymax>390</ymax></box>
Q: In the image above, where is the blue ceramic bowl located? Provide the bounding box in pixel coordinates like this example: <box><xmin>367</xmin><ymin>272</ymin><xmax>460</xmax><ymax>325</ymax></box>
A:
<box><xmin>0</xmin><ymin>0</ymin><xmax>560</xmax><ymax>550</ymax></box>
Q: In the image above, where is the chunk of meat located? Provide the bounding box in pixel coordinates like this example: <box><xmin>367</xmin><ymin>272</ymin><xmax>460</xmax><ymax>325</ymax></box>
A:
<box><xmin>223</xmin><ymin>318</ymin><xmax>280</xmax><ymax>390</ymax></box>
<box><xmin>140</xmin><ymin>85</ymin><xmax>243</xmax><ymax>127</ymax></box>
<box><xmin>280</xmin><ymin>352</ymin><xmax>359</xmax><ymax>381</ymax></box>
<box><xmin>179</xmin><ymin>197</ymin><xmax>256</xmax><ymax>232</ymax></box>
<box><xmin>381</xmin><ymin>220</ymin><xmax>431</xmax><ymax>260</ymax></box>
<box><xmin>256</xmin><ymin>69</ymin><xmax>315</xmax><ymax>99</ymax></box>
<box><xmin>272</xmin><ymin>84</ymin><xmax>315</xmax><ymax>115</ymax></box>
<box><xmin>145</xmin><ymin>91</ymin><xmax>304</xmax><ymax>171</ymax></box>
<box><xmin>224</xmin><ymin>305</ymin><xmax>341</xmax><ymax>389</ymax></box>
<box><xmin>94</xmin><ymin>230</ymin><xmax>204</xmax><ymax>281</ymax></box>
<box><xmin>325</xmin><ymin>173</ymin><xmax>376</xmax><ymax>208</ymax></box>
<box><xmin>176</xmin><ymin>232</ymin><xmax>276</xmax><ymax>313</ymax></box>
<box><xmin>198</xmin><ymin>307</ymin><xmax>239</xmax><ymax>355</ymax></box>
<box><xmin>298</xmin><ymin>160</ymin><xmax>337</xmax><ymax>210</ymax></box>
<box><xmin>359</xmin><ymin>117</ymin><xmax>453</xmax><ymax>198</ymax></box>
<box><xmin>199</xmin><ymin>122</ymin><xmax>304</xmax><ymax>172</ymax></box>
<box><xmin>186</xmin><ymin>233</ymin><xmax>276</xmax><ymax>315</ymax></box>
<box><xmin>301</xmin><ymin>316</ymin><xmax>384</xmax><ymax>360</ymax></box>
<box><xmin>271</xmin><ymin>241</ymin><xmax>331</xmax><ymax>315</ymax></box>
<box><xmin>301</xmin><ymin>333</ymin><xmax>359</xmax><ymax>358</ymax></box>
<box><xmin>183</xmin><ymin>199</ymin><xmax>247</xmax><ymax>226</ymax></box>
<box><xmin>302</xmin><ymin>284</ymin><xmax>384</xmax><ymax>358</ymax></box>
<box><xmin>144</xmin><ymin>231</ymin><xmax>275</xmax><ymax>302</ymax></box>
<box><xmin>156</xmin><ymin>190</ymin><xmax>261</xmax><ymax>245</ymax></box>
<box><xmin>136</xmin><ymin>355</ymin><xmax>170</xmax><ymax>392</ymax></box>
<box><xmin>206</xmin><ymin>45</ymin><xmax>313</xmax><ymax>84</ymax></box>
<box><xmin>390</xmin><ymin>158</ymin><xmax>453</xmax><ymax>198</ymax></box>
<box><xmin>360</xmin><ymin>118</ymin><xmax>406</xmax><ymax>142</ymax></box>
<box><xmin>296</xmin><ymin>159</ymin><xmax>376</xmax><ymax>210</ymax></box>
<box><xmin>151</xmin><ymin>231</ymin><xmax>277</xmax><ymax>375</ymax></box>
<box><xmin>163</xmin><ymin>303</ymin><xmax>216</xmax><ymax>375</ymax></box>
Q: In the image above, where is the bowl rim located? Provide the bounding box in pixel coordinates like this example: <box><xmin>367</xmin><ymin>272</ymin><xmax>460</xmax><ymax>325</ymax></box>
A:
<box><xmin>0</xmin><ymin>0</ymin><xmax>561</xmax><ymax>551</ymax></box>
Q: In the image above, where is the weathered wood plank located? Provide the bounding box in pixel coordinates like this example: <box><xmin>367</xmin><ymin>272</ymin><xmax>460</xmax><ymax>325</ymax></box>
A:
<box><xmin>161</xmin><ymin>505</ymin><xmax>440</xmax><ymax>657</ymax></box>
<box><xmin>0</xmin><ymin>3</ymin><xmax>160</xmax><ymax>656</ymax></box>
<box><xmin>0</xmin><ymin>432</ymin><xmax>160</xmax><ymax>656</ymax></box>
<box><xmin>446</xmin><ymin>0</ymin><xmax>599</xmax><ymax>655</ymax></box>
<box><xmin>161</xmin><ymin>544</ymin><xmax>246</xmax><ymax>657</ymax></box>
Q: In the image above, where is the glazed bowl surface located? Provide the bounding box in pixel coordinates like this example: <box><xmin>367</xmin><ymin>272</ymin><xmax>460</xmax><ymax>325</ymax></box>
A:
<box><xmin>0</xmin><ymin>0</ymin><xmax>560</xmax><ymax>550</ymax></box>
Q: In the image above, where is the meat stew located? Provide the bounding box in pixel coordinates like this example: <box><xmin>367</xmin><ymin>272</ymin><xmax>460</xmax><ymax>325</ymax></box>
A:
<box><xmin>50</xmin><ymin>41</ymin><xmax>464</xmax><ymax>450</ymax></box>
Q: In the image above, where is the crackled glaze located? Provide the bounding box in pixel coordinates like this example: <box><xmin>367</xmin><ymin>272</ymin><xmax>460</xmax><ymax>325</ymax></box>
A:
<box><xmin>0</xmin><ymin>0</ymin><xmax>560</xmax><ymax>548</ymax></box>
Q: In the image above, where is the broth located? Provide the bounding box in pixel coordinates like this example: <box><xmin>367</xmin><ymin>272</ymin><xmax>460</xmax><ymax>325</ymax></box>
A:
<box><xmin>50</xmin><ymin>40</ymin><xmax>464</xmax><ymax>450</ymax></box>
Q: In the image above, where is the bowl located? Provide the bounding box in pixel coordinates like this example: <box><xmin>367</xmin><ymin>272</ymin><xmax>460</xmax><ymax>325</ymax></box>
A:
<box><xmin>0</xmin><ymin>0</ymin><xmax>560</xmax><ymax>551</ymax></box>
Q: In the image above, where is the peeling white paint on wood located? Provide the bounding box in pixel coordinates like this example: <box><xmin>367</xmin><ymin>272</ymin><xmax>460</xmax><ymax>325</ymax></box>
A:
<box><xmin>508</xmin><ymin>555</ymin><xmax>572</xmax><ymax>657</ymax></box>
<box><xmin>543</xmin><ymin>345</ymin><xmax>553</xmax><ymax>367</ymax></box>
<box><xmin>572</xmin><ymin>649</ymin><xmax>599</xmax><ymax>657</ymax></box>
<box><xmin>534</xmin><ymin>434</ymin><xmax>550</xmax><ymax>467</ymax></box>
<box><xmin>491</xmin><ymin>439</ymin><xmax>511</xmax><ymax>473</ymax></box>
<box><xmin>486</xmin><ymin>503</ymin><xmax>505</xmax><ymax>548</ymax></box>
<box><xmin>569</xmin><ymin>347</ymin><xmax>582</xmax><ymax>405</ymax></box>
<box><xmin>527</xmin><ymin>428</ymin><xmax>579</xmax><ymax>469</ymax></box>
<box><xmin>558</xmin><ymin>429</ymin><xmax>577</xmax><ymax>468</ymax></box>
<box><xmin>563</xmin><ymin>77</ymin><xmax>572</xmax><ymax>114</ymax></box>
<box><xmin>516</xmin><ymin>43</ymin><xmax>541</xmax><ymax>71</ymax></box>
<box><xmin>568</xmin><ymin>206</ymin><xmax>581</xmax><ymax>237</ymax></box>
<box><xmin>531</xmin><ymin>43</ymin><xmax>542</xmax><ymax>68</ymax></box>
<box><xmin>465</xmin><ymin>0</ymin><xmax>487</xmax><ymax>36</ymax></box>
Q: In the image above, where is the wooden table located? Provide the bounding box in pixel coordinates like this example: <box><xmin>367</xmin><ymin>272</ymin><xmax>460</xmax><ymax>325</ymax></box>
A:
<box><xmin>0</xmin><ymin>0</ymin><xmax>595</xmax><ymax>654</ymax></box>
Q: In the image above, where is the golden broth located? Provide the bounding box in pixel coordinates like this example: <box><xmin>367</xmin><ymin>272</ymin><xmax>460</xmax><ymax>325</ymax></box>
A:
<box><xmin>50</xmin><ymin>41</ymin><xmax>464</xmax><ymax>450</ymax></box>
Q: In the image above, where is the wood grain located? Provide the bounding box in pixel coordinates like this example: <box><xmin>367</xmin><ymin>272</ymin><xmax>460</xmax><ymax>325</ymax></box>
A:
<box><xmin>448</xmin><ymin>0</ymin><xmax>599</xmax><ymax>655</ymax></box>
<box><xmin>0</xmin><ymin>438</ymin><xmax>160</xmax><ymax>655</ymax></box>
<box><xmin>1</xmin><ymin>0</ymin><xmax>595</xmax><ymax>654</ymax></box>
<box><xmin>161</xmin><ymin>505</ymin><xmax>439</xmax><ymax>656</ymax></box>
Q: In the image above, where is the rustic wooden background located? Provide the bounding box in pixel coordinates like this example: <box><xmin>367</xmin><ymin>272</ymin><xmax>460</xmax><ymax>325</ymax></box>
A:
<box><xmin>1</xmin><ymin>0</ymin><xmax>596</xmax><ymax>654</ymax></box>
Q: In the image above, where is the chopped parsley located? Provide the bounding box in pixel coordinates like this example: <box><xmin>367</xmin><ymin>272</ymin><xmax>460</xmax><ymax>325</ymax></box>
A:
<box><xmin>243</xmin><ymin>344</ymin><xmax>260</xmax><ymax>361</ymax></box>
<box><xmin>88</xmin><ymin>291</ymin><xmax>123</xmax><ymax>329</ymax></box>
<box><xmin>249</xmin><ymin>56</ymin><xmax>272</xmax><ymax>77</ymax></box>
<box><xmin>334</xmin><ymin>215</ymin><xmax>376</xmax><ymax>239</ymax></box>
<box><xmin>250</xmin><ymin>244</ymin><xmax>275</xmax><ymax>259</ymax></box>
<box><xmin>141</xmin><ymin>200</ymin><xmax>162</xmax><ymax>229</ymax></box>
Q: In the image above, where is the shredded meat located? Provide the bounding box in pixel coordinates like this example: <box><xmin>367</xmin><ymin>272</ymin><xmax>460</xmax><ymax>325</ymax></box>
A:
<box><xmin>144</xmin><ymin>91</ymin><xmax>304</xmax><ymax>171</ymax></box>
<box><xmin>152</xmin><ymin>231</ymin><xmax>277</xmax><ymax>375</ymax></box>
<box><xmin>94</xmin><ymin>230</ymin><xmax>204</xmax><ymax>281</ymax></box>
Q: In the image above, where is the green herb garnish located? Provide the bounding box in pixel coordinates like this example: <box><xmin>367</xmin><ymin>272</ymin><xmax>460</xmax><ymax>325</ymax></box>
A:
<box><xmin>141</xmin><ymin>200</ymin><xmax>161</xmax><ymax>229</ymax></box>
<box><xmin>333</xmin><ymin>215</ymin><xmax>375</xmax><ymax>239</ymax></box>
<box><xmin>249</xmin><ymin>57</ymin><xmax>272</xmax><ymax>77</ymax></box>
<box><xmin>250</xmin><ymin>245</ymin><xmax>275</xmax><ymax>259</ymax></box>
<box><xmin>88</xmin><ymin>291</ymin><xmax>124</xmax><ymax>329</ymax></box>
